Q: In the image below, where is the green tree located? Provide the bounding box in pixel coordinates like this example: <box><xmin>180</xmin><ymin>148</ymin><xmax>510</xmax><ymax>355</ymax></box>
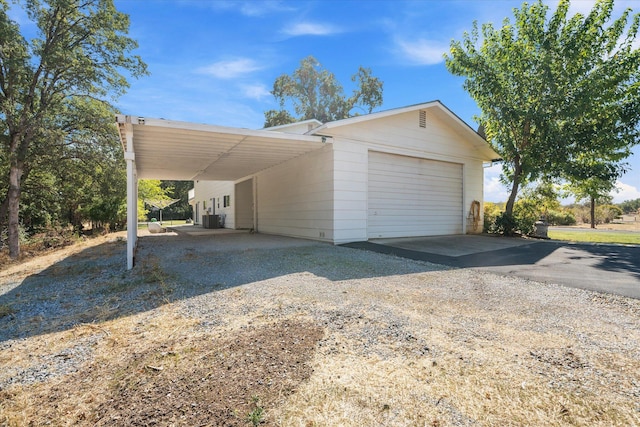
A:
<box><xmin>138</xmin><ymin>179</ymin><xmax>171</xmax><ymax>222</ymax></box>
<box><xmin>618</xmin><ymin>198</ymin><xmax>640</xmax><ymax>214</ymax></box>
<box><xmin>1</xmin><ymin>97</ymin><xmax>126</xmax><ymax>234</ymax></box>
<box><xmin>160</xmin><ymin>180</ymin><xmax>193</xmax><ymax>220</ymax></box>
<box><xmin>566</xmin><ymin>166</ymin><xmax>620</xmax><ymax>228</ymax></box>
<box><xmin>445</xmin><ymin>0</ymin><xmax>640</xmax><ymax>227</ymax></box>
<box><xmin>0</xmin><ymin>0</ymin><xmax>146</xmax><ymax>258</ymax></box>
<box><xmin>264</xmin><ymin>56</ymin><xmax>383</xmax><ymax>127</ymax></box>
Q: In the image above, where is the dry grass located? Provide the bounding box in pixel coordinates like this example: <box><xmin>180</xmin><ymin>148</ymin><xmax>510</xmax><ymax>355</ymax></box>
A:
<box><xmin>1</xmin><ymin>235</ymin><xmax>639</xmax><ymax>426</ymax></box>
<box><xmin>0</xmin><ymin>304</ymin><xmax>14</xmax><ymax>319</ymax></box>
<box><xmin>572</xmin><ymin>221</ymin><xmax>640</xmax><ymax>231</ymax></box>
<box><xmin>0</xmin><ymin>308</ymin><xmax>323</xmax><ymax>426</ymax></box>
<box><xmin>0</xmin><ymin>232</ymin><xmax>125</xmax><ymax>278</ymax></box>
<box><xmin>270</xmin><ymin>288</ymin><xmax>639</xmax><ymax>427</ymax></box>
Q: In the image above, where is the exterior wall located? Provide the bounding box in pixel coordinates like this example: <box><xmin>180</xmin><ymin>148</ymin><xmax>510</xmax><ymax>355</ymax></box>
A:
<box><xmin>235</xmin><ymin>178</ymin><xmax>254</xmax><ymax>229</ymax></box>
<box><xmin>329</xmin><ymin>109</ymin><xmax>486</xmax><ymax>243</ymax></box>
<box><xmin>190</xmin><ymin>106</ymin><xmax>488</xmax><ymax>243</ymax></box>
<box><xmin>192</xmin><ymin>180</ymin><xmax>235</xmax><ymax>228</ymax></box>
<box><xmin>332</xmin><ymin>139</ymin><xmax>368</xmax><ymax>243</ymax></box>
<box><xmin>255</xmin><ymin>144</ymin><xmax>334</xmax><ymax>241</ymax></box>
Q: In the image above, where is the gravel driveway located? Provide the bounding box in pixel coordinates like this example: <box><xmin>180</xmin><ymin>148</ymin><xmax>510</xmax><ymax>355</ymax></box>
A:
<box><xmin>1</xmin><ymin>231</ymin><xmax>639</xmax><ymax>425</ymax></box>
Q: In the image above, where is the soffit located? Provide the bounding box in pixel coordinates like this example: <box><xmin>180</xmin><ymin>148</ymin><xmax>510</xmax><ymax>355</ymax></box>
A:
<box><xmin>117</xmin><ymin>116</ymin><xmax>329</xmax><ymax>181</ymax></box>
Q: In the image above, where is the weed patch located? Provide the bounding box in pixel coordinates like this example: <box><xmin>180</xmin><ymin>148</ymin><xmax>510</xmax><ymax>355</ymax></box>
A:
<box><xmin>0</xmin><ymin>316</ymin><xmax>323</xmax><ymax>426</ymax></box>
<box><xmin>0</xmin><ymin>303</ymin><xmax>15</xmax><ymax>319</ymax></box>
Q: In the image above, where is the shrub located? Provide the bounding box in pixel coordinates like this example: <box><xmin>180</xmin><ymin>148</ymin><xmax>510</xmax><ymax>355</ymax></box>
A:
<box><xmin>546</xmin><ymin>210</ymin><xmax>576</xmax><ymax>226</ymax></box>
<box><xmin>513</xmin><ymin>199</ymin><xmax>538</xmax><ymax>236</ymax></box>
<box><xmin>0</xmin><ymin>225</ymin><xmax>29</xmax><ymax>250</ymax></box>
<box><xmin>23</xmin><ymin>227</ymin><xmax>82</xmax><ymax>251</ymax></box>
<box><xmin>486</xmin><ymin>204</ymin><xmax>537</xmax><ymax>236</ymax></box>
<box><xmin>600</xmin><ymin>205</ymin><xmax>622</xmax><ymax>223</ymax></box>
<box><xmin>491</xmin><ymin>212</ymin><xmax>519</xmax><ymax>236</ymax></box>
<box><xmin>483</xmin><ymin>202</ymin><xmax>503</xmax><ymax>233</ymax></box>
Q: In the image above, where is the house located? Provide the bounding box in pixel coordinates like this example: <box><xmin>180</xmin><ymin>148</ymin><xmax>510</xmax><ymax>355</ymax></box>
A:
<box><xmin>117</xmin><ymin>101</ymin><xmax>499</xmax><ymax>269</ymax></box>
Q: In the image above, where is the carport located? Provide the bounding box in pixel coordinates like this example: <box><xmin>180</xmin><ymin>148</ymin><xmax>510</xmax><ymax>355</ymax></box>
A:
<box><xmin>116</xmin><ymin>115</ymin><xmax>328</xmax><ymax>269</ymax></box>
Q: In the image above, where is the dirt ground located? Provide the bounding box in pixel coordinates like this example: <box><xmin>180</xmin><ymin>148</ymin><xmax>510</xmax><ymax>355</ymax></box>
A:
<box><xmin>574</xmin><ymin>220</ymin><xmax>640</xmax><ymax>231</ymax></box>
<box><xmin>1</xmin><ymin>232</ymin><xmax>639</xmax><ymax>426</ymax></box>
<box><xmin>1</xmin><ymin>233</ymin><xmax>325</xmax><ymax>426</ymax></box>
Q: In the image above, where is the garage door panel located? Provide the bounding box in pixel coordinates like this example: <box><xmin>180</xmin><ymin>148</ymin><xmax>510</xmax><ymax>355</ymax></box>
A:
<box><xmin>368</xmin><ymin>152</ymin><xmax>462</xmax><ymax>238</ymax></box>
<box><xmin>369</xmin><ymin>160</ymin><xmax>456</xmax><ymax>175</ymax></box>
<box><xmin>368</xmin><ymin>180</ymin><xmax>462</xmax><ymax>193</ymax></box>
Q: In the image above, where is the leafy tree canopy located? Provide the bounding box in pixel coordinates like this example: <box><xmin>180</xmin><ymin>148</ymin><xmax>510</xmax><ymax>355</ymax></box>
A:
<box><xmin>618</xmin><ymin>198</ymin><xmax>640</xmax><ymax>213</ymax></box>
<box><xmin>0</xmin><ymin>0</ymin><xmax>147</xmax><ymax>257</ymax></box>
<box><xmin>264</xmin><ymin>56</ymin><xmax>383</xmax><ymax>127</ymax></box>
<box><xmin>445</xmin><ymin>0</ymin><xmax>640</xmax><ymax>220</ymax></box>
<box><xmin>137</xmin><ymin>179</ymin><xmax>171</xmax><ymax>221</ymax></box>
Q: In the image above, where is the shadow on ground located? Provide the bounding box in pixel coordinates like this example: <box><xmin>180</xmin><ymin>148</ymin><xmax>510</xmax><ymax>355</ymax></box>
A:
<box><xmin>4</xmin><ymin>232</ymin><xmax>638</xmax><ymax>345</ymax></box>
<box><xmin>0</xmin><ymin>233</ymin><xmax>441</xmax><ymax>344</ymax></box>
<box><xmin>346</xmin><ymin>239</ymin><xmax>640</xmax><ymax>298</ymax></box>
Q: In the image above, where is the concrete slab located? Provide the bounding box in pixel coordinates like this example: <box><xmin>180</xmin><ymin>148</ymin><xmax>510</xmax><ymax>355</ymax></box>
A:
<box><xmin>371</xmin><ymin>234</ymin><xmax>539</xmax><ymax>257</ymax></box>
<box><xmin>166</xmin><ymin>225</ymin><xmax>249</xmax><ymax>237</ymax></box>
<box><xmin>345</xmin><ymin>235</ymin><xmax>640</xmax><ymax>299</ymax></box>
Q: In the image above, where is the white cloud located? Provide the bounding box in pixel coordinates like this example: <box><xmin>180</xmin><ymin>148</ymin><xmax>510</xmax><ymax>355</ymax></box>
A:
<box><xmin>240</xmin><ymin>83</ymin><xmax>271</xmax><ymax>101</ymax></box>
<box><xmin>396</xmin><ymin>38</ymin><xmax>449</xmax><ymax>65</ymax></box>
<box><xmin>196</xmin><ymin>58</ymin><xmax>263</xmax><ymax>79</ymax></box>
<box><xmin>544</xmin><ymin>0</ymin><xmax>640</xmax><ymax>19</ymax></box>
<box><xmin>282</xmin><ymin>22</ymin><xmax>341</xmax><ymax>36</ymax></box>
<box><xmin>484</xmin><ymin>165</ymin><xmax>510</xmax><ymax>203</ymax></box>
<box><xmin>205</xmin><ymin>1</ymin><xmax>295</xmax><ymax>17</ymax></box>
<box><xmin>239</xmin><ymin>1</ymin><xmax>292</xmax><ymax>16</ymax></box>
<box><xmin>611</xmin><ymin>181</ymin><xmax>640</xmax><ymax>203</ymax></box>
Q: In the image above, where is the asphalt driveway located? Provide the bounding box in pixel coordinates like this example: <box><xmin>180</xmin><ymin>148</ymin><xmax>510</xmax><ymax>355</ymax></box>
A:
<box><xmin>344</xmin><ymin>235</ymin><xmax>640</xmax><ymax>299</ymax></box>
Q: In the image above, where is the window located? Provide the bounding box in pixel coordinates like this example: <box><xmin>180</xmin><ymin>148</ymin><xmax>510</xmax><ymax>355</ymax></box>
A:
<box><xmin>224</xmin><ymin>195</ymin><xmax>231</xmax><ymax>207</ymax></box>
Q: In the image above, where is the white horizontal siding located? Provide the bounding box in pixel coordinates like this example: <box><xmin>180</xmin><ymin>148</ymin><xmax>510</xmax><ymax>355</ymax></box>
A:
<box><xmin>325</xmin><ymin>110</ymin><xmax>489</xmax><ymax>162</ymax></box>
<box><xmin>193</xmin><ymin>180</ymin><xmax>235</xmax><ymax>228</ymax></box>
<box><xmin>329</xmin><ymin>108</ymin><xmax>488</xmax><ymax>241</ymax></box>
<box><xmin>256</xmin><ymin>145</ymin><xmax>334</xmax><ymax>241</ymax></box>
<box><xmin>333</xmin><ymin>140</ymin><xmax>368</xmax><ymax>243</ymax></box>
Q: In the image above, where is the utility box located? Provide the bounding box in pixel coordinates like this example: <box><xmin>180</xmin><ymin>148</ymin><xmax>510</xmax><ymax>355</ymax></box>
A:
<box><xmin>202</xmin><ymin>214</ymin><xmax>220</xmax><ymax>229</ymax></box>
<box><xmin>533</xmin><ymin>217</ymin><xmax>549</xmax><ymax>239</ymax></box>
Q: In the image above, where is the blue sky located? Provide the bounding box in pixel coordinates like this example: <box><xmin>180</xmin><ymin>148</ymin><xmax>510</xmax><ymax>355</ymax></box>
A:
<box><xmin>110</xmin><ymin>1</ymin><xmax>638</xmax><ymax>203</ymax></box>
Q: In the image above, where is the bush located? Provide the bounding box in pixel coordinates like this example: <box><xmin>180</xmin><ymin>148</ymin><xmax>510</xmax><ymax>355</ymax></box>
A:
<box><xmin>0</xmin><ymin>225</ymin><xmax>29</xmax><ymax>250</ymax></box>
<box><xmin>491</xmin><ymin>212</ymin><xmax>519</xmax><ymax>236</ymax></box>
<box><xmin>485</xmin><ymin>203</ymin><xmax>537</xmax><ymax>236</ymax></box>
<box><xmin>24</xmin><ymin>227</ymin><xmax>82</xmax><ymax>251</ymax></box>
<box><xmin>483</xmin><ymin>202</ymin><xmax>503</xmax><ymax>233</ymax></box>
<box><xmin>600</xmin><ymin>205</ymin><xmax>622</xmax><ymax>223</ymax></box>
<box><xmin>513</xmin><ymin>200</ymin><xmax>537</xmax><ymax>236</ymax></box>
<box><xmin>546</xmin><ymin>209</ymin><xmax>577</xmax><ymax>226</ymax></box>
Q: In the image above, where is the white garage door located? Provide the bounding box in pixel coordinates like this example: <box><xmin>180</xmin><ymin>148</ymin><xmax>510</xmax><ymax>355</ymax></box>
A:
<box><xmin>368</xmin><ymin>151</ymin><xmax>463</xmax><ymax>238</ymax></box>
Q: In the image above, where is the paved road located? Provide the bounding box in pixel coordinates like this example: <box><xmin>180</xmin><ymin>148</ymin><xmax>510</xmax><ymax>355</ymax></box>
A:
<box><xmin>345</xmin><ymin>237</ymin><xmax>640</xmax><ymax>299</ymax></box>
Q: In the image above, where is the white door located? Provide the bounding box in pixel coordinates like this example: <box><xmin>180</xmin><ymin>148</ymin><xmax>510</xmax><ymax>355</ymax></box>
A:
<box><xmin>367</xmin><ymin>151</ymin><xmax>463</xmax><ymax>238</ymax></box>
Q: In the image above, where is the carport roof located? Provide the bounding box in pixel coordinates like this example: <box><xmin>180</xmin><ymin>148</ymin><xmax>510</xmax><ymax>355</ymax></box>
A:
<box><xmin>116</xmin><ymin>115</ymin><xmax>329</xmax><ymax>181</ymax></box>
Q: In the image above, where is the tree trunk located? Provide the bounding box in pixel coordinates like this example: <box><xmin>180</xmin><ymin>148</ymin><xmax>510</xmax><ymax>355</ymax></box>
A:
<box><xmin>8</xmin><ymin>162</ymin><xmax>23</xmax><ymax>259</ymax></box>
<box><xmin>590</xmin><ymin>196</ymin><xmax>596</xmax><ymax>229</ymax></box>
<box><xmin>505</xmin><ymin>161</ymin><xmax>522</xmax><ymax>216</ymax></box>
<box><xmin>0</xmin><ymin>163</ymin><xmax>31</xmax><ymax>231</ymax></box>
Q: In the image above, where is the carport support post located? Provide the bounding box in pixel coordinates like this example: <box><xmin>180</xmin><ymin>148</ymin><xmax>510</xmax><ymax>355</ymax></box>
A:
<box><xmin>124</xmin><ymin>124</ymin><xmax>138</xmax><ymax>270</ymax></box>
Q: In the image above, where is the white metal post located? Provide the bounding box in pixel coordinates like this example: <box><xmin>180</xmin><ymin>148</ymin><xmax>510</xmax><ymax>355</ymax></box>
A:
<box><xmin>124</xmin><ymin>123</ymin><xmax>137</xmax><ymax>270</ymax></box>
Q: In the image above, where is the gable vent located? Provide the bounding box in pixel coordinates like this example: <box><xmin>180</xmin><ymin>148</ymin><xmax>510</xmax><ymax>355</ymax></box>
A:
<box><xmin>419</xmin><ymin>110</ymin><xmax>427</xmax><ymax>128</ymax></box>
